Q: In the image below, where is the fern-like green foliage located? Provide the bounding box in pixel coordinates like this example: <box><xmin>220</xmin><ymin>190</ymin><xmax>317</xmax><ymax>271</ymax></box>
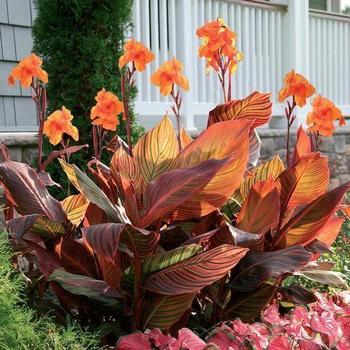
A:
<box><xmin>0</xmin><ymin>232</ymin><xmax>99</xmax><ymax>350</ymax></box>
<box><xmin>32</xmin><ymin>0</ymin><xmax>144</xmax><ymax>198</ymax></box>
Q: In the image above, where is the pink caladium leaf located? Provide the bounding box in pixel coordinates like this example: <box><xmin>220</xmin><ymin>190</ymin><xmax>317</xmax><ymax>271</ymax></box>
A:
<box><xmin>268</xmin><ymin>335</ymin><xmax>292</xmax><ymax>350</ymax></box>
<box><xmin>177</xmin><ymin>328</ymin><xmax>206</xmax><ymax>350</ymax></box>
<box><xmin>310</xmin><ymin>311</ymin><xmax>339</xmax><ymax>345</ymax></box>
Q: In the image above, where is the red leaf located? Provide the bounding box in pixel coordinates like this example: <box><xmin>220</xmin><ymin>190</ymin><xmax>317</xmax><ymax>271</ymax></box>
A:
<box><xmin>83</xmin><ymin>223</ymin><xmax>123</xmax><ymax>263</ymax></box>
<box><xmin>229</xmin><ymin>246</ymin><xmax>312</xmax><ymax>291</ymax></box>
<box><xmin>292</xmin><ymin>127</ymin><xmax>312</xmax><ymax>165</ymax></box>
<box><xmin>24</xmin><ymin>240</ymin><xmax>62</xmax><ymax>278</ymax></box>
<box><xmin>172</xmin><ymin>119</ymin><xmax>252</xmax><ymax>220</ymax></box>
<box><xmin>208</xmin><ymin>91</ymin><xmax>272</xmax><ymax>128</ymax></box>
<box><xmin>236</xmin><ymin>178</ymin><xmax>280</xmax><ymax>235</ymax></box>
<box><xmin>275</xmin><ymin>183</ymin><xmax>350</xmax><ymax>248</ymax></box>
<box><xmin>0</xmin><ymin>161</ymin><xmax>66</xmax><ymax>221</ymax></box>
<box><xmin>144</xmin><ymin>244</ymin><xmax>248</xmax><ymax>295</ymax></box>
<box><xmin>276</xmin><ymin>153</ymin><xmax>329</xmax><ymax>217</ymax></box>
<box><xmin>54</xmin><ymin>237</ymin><xmax>96</xmax><ymax>277</ymax></box>
<box><xmin>316</xmin><ymin>216</ymin><xmax>344</xmax><ymax>247</ymax></box>
<box><xmin>139</xmin><ymin>158</ymin><xmax>228</xmax><ymax>228</ymax></box>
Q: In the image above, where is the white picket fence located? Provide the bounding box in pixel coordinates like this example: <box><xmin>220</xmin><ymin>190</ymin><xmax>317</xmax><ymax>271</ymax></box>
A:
<box><xmin>132</xmin><ymin>0</ymin><xmax>350</xmax><ymax>131</ymax></box>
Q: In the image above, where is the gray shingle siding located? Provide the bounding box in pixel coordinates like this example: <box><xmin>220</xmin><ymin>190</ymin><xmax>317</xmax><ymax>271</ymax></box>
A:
<box><xmin>0</xmin><ymin>0</ymin><xmax>37</xmax><ymax>131</ymax></box>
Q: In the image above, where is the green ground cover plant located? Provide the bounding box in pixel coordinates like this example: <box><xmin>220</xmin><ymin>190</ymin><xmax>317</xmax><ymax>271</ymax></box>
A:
<box><xmin>0</xmin><ymin>231</ymin><xmax>98</xmax><ymax>350</ymax></box>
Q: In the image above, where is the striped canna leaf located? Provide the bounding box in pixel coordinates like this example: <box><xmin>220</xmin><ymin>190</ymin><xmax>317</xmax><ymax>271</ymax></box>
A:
<box><xmin>142</xmin><ymin>293</ymin><xmax>196</xmax><ymax>330</ymax></box>
<box><xmin>144</xmin><ymin>244</ymin><xmax>248</xmax><ymax>295</ymax></box>
<box><xmin>142</xmin><ymin>244</ymin><xmax>202</xmax><ymax>276</ymax></box>
<box><xmin>133</xmin><ymin>116</ymin><xmax>179</xmax><ymax>184</ymax></box>
<box><xmin>207</xmin><ymin>91</ymin><xmax>272</xmax><ymax>129</ymax></box>
<box><xmin>61</xmin><ymin>193</ymin><xmax>89</xmax><ymax>226</ymax></box>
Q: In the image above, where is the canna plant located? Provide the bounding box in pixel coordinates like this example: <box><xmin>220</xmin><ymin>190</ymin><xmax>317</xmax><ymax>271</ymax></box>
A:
<box><xmin>0</xmin><ymin>17</ymin><xmax>348</xmax><ymax>346</ymax></box>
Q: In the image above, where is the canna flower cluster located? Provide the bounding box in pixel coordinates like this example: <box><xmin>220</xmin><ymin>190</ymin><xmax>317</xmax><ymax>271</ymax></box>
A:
<box><xmin>307</xmin><ymin>95</ymin><xmax>346</xmax><ymax>137</ymax></box>
<box><xmin>278</xmin><ymin>69</ymin><xmax>345</xmax><ymax>138</ymax></box>
<box><xmin>278</xmin><ymin>69</ymin><xmax>315</xmax><ymax>107</ymax></box>
<box><xmin>150</xmin><ymin>57</ymin><xmax>189</xmax><ymax>96</ymax></box>
<box><xmin>196</xmin><ymin>18</ymin><xmax>243</xmax><ymax>74</ymax></box>
<box><xmin>90</xmin><ymin>88</ymin><xmax>124</xmax><ymax>131</ymax></box>
<box><xmin>43</xmin><ymin>106</ymin><xmax>79</xmax><ymax>146</ymax></box>
<box><xmin>8</xmin><ymin>53</ymin><xmax>48</xmax><ymax>88</ymax></box>
<box><xmin>118</xmin><ymin>38</ymin><xmax>155</xmax><ymax>72</ymax></box>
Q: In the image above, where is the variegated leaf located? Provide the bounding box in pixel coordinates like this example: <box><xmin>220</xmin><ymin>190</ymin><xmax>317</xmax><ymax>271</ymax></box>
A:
<box><xmin>144</xmin><ymin>244</ymin><xmax>248</xmax><ymax>295</ymax></box>
<box><xmin>171</xmin><ymin>119</ymin><xmax>252</xmax><ymax>221</ymax></box>
<box><xmin>142</xmin><ymin>293</ymin><xmax>196</xmax><ymax>330</ymax></box>
<box><xmin>208</xmin><ymin>91</ymin><xmax>272</xmax><ymax>128</ymax></box>
<box><xmin>0</xmin><ymin>161</ymin><xmax>66</xmax><ymax>222</ymax></box>
<box><xmin>61</xmin><ymin>193</ymin><xmax>89</xmax><ymax>226</ymax></box>
<box><xmin>133</xmin><ymin>116</ymin><xmax>178</xmax><ymax>184</ymax></box>
<box><xmin>236</xmin><ymin>178</ymin><xmax>280</xmax><ymax>235</ymax></box>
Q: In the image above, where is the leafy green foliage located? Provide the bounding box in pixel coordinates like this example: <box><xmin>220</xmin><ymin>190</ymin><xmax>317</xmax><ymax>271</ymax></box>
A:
<box><xmin>0</xmin><ymin>232</ymin><xmax>98</xmax><ymax>350</ymax></box>
<box><xmin>32</xmin><ymin>0</ymin><xmax>144</xmax><ymax>198</ymax></box>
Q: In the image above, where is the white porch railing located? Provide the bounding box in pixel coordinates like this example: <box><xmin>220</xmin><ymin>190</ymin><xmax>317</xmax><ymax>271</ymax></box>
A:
<box><xmin>132</xmin><ymin>0</ymin><xmax>350</xmax><ymax>131</ymax></box>
<box><xmin>309</xmin><ymin>10</ymin><xmax>350</xmax><ymax>115</ymax></box>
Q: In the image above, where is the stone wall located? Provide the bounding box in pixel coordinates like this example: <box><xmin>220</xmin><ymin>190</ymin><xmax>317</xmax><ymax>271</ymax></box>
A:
<box><xmin>0</xmin><ymin>133</ymin><xmax>37</xmax><ymax>164</ymax></box>
<box><xmin>259</xmin><ymin>127</ymin><xmax>350</xmax><ymax>188</ymax></box>
<box><xmin>1</xmin><ymin>128</ymin><xmax>350</xmax><ymax>189</ymax></box>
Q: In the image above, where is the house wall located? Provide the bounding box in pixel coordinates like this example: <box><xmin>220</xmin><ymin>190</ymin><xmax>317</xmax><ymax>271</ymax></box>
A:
<box><xmin>0</xmin><ymin>0</ymin><xmax>37</xmax><ymax>132</ymax></box>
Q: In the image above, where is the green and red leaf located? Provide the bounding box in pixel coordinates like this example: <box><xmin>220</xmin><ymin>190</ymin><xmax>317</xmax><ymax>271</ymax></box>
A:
<box><xmin>276</xmin><ymin>153</ymin><xmax>329</xmax><ymax>216</ymax></box>
<box><xmin>0</xmin><ymin>161</ymin><xmax>66</xmax><ymax>222</ymax></box>
<box><xmin>133</xmin><ymin>116</ymin><xmax>178</xmax><ymax>184</ymax></box>
<box><xmin>142</xmin><ymin>293</ymin><xmax>196</xmax><ymax>331</ymax></box>
<box><xmin>144</xmin><ymin>244</ymin><xmax>248</xmax><ymax>295</ymax></box>
<box><xmin>229</xmin><ymin>246</ymin><xmax>312</xmax><ymax>291</ymax></box>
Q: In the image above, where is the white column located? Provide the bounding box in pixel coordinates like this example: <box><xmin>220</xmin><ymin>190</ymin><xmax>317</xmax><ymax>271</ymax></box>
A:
<box><xmin>286</xmin><ymin>0</ymin><xmax>310</xmax><ymax>76</ymax></box>
<box><xmin>286</xmin><ymin>0</ymin><xmax>311</xmax><ymax>124</ymax></box>
<box><xmin>176</xmin><ymin>0</ymin><xmax>197</xmax><ymax>133</ymax></box>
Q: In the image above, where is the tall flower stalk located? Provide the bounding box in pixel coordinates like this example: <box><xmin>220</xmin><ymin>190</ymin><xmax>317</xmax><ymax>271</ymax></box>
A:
<box><xmin>197</xmin><ymin>18</ymin><xmax>243</xmax><ymax>103</ymax></box>
<box><xmin>278</xmin><ymin>70</ymin><xmax>315</xmax><ymax>166</ymax></box>
<box><xmin>151</xmin><ymin>57</ymin><xmax>189</xmax><ymax>150</ymax></box>
<box><xmin>119</xmin><ymin>39</ymin><xmax>155</xmax><ymax>157</ymax></box>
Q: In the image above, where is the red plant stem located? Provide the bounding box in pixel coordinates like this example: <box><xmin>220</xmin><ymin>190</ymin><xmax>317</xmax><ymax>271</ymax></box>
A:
<box><xmin>121</xmin><ymin>65</ymin><xmax>136</xmax><ymax>157</ymax></box>
<box><xmin>227</xmin><ymin>71</ymin><xmax>232</xmax><ymax>102</ymax></box>
<box><xmin>285</xmin><ymin>96</ymin><xmax>297</xmax><ymax>167</ymax></box>
<box><xmin>170</xmin><ymin>87</ymin><xmax>182</xmax><ymax>151</ymax></box>
<box><xmin>37</xmin><ymin>85</ymin><xmax>46</xmax><ymax>170</ymax></box>
<box><xmin>313</xmin><ymin>131</ymin><xmax>321</xmax><ymax>152</ymax></box>
<box><xmin>92</xmin><ymin>125</ymin><xmax>99</xmax><ymax>159</ymax></box>
<box><xmin>121</xmin><ymin>75</ymin><xmax>133</xmax><ymax>156</ymax></box>
<box><xmin>31</xmin><ymin>79</ymin><xmax>46</xmax><ymax>172</ymax></box>
<box><xmin>133</xmin><ymin>253</ymin><xmax>143</xmax><ymax>330</ymax></box>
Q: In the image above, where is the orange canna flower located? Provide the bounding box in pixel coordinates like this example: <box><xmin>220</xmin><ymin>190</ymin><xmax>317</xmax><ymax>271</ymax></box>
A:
<box><xmin>278</xmin><ymin>70</ymin><xmax>315</xmax><ymax>107</ymax></box>
<box><xmin>196</xmin><ymin>18</ymin><xmax>243</xmax><ymax>73</ymax></box>
<box><xmin>8</xmin><ymin>53</ymin><xmax>48</xmax><ymax>88</ymax></box>
<box><xmin>90</xmin><ymin>89</ymin><xmax>124</xmax><ymax>131</ymax></box>
<box><xmin>118</xmin><ymin>39</ymin><xmax>154</xmax><ymax>72</ymax></box>
<box><xmin>43</xmin><ymin>106</ymin><xmax>79</xmax><ymax>146</ymax></box>
<box><xmin>306</xmin><ymin>95</ymin><xmax>345</xmax><ymax>137</ymax></box>
<box><xmin>150</xmin><ymin>57</ymin><xmax>189</xmax><ymax>96</ymax></box>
